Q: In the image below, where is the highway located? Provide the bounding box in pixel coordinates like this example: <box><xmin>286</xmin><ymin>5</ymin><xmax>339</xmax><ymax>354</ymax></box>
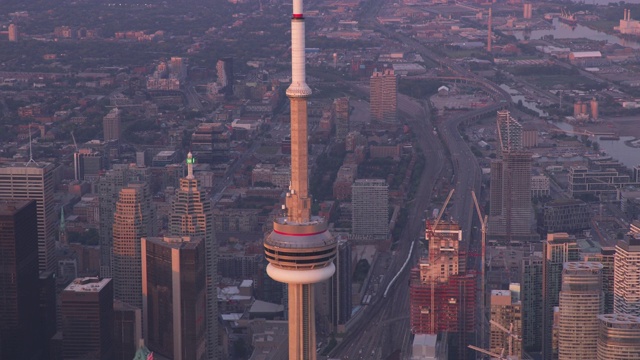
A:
<box><xmin>329</xmin><ymin>93</ymin><xmax>447</xmax><ymax>360</ymax></box>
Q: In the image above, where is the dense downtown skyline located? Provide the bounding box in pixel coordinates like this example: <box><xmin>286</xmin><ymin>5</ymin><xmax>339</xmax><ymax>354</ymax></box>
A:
<box><xmin>4</xmin><ymin>0</ymin><xmax>640</xmax><ymax>359</ymax></box>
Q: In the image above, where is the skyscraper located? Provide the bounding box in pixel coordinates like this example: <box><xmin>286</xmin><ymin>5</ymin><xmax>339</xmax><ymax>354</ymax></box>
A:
<box><xmin>0</xmin><ymin>162</ymin><xmax>57</xmax><ymax>273</ymax></box>
<box><xmin>351</xmin><ymin>179</ymin><xmax>389</xmax><ymax>239</ymax></box>
<box><xmin>113</xmin><ymin>300</ymin><xmax>142</xmax><ymax>360</ymax></box>
<box><xmin>61</xmin><ymin>277</ymin><xmax>114</xmax><ymax>360</ymax></box>
<box><xmin>0</xmin><ymin>200</ymin><xmax>39</xmax><ymax>359</ymax></box>
<box><xmin>558</xmin><ymin>262</ymin><xmax>603</xmax><ymax>360</ymax></box>
<box><xmin>370</xmin><ymin>69</ymin><xmax>397</xmax><ymax>124</ymax></box>
<box><xmin>263</xmin><ymin>0</ymin><xmax>337</xmax><ymax>358</ymax></box>
<box><xmin>597</xmin><ymin>313</ymin><xmax>640</xmax><ymax>360</ymax></box>
<box><xmin>521</xmin><ymin>256</ymin><xmax>543</xmax><ymax>352</ymax></box>
<box><xmin>112</xmin><ymin>182</ymin><xmax>154</xmax><ymax>309</ymax></box>
<box><xmin>169</xmin><ymin>153</ymin><xmax>219</xmax><ymax>360</ymax></box>
<box><xmin>409</xmin><ymin>221</ymin><xmax>476</xmax><ymax>358</ymax></box>
<box><xmin>334</xmin><ymin>97</ymin><xmax>350</xmax><ymax>141</ymax></box>
<box><xmin>330</xmin><ymin>238</ymin><xmax>352</xmax><ymax>333</ymax></box>
<box><xmin>142</xmin><ymin>236</ymin><xmax>206</xmax><ymax>360</ymax></box>
<box><xmin>496</xmin><ymin>110</ymin><xmax>523</xmax><ymax>154</ymax></box>
<box><xmin>74</xmin><ymin>149</ymin><xmax>103</xmax><ymax>181</ymax></box>
<box><xmin>216</xmin><ymin>58</ymin><xmax>233</xmax><ymax>96</ymax></box>
<box><xmin>103</xmin><ymin>107</ymin><xmax>121</xmax><ymax>142</ymax></box>
<box><xmin>614</xmin><ymin>234</ymin><xmax>640</xmax><ymax>316</ymax></box>
<box><xmin>490</xmin><ymin>289</ymin><xmax>522</xmax><ymax>358</ymax></box>
<box><xmin>489</xmin><ymin>111</ymin><xmax>533</xmax><ymax>242</ymax></box>
<box><xmin>523</xmin><ymin>3</ymin><xmax>533</xmax><ymax>19</ymax></box>
<box><xmin>98</xmin><ymin>164</ymin><xmax>150</xmax><ymax>278</ymax></box>
<box><xmin>585</xmin><ymin>246</ymin><xmax>615</xmax><ymax>313</ymax></box>
<box><xmin>542</xmin><ymin>233</ymin><xmax>580</xmax><ymax>360</ymax></box>
<box><xmin>8</xmin><ymin>23</ymin><xmax>19</xmax><ymax>42</ymax></box>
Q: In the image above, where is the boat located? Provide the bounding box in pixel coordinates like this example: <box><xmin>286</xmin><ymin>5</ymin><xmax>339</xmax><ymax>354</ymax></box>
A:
<box><xmin>559</xmin><ymin>9</ymin><xmax>577</xmax><ymax>26</ymax></box>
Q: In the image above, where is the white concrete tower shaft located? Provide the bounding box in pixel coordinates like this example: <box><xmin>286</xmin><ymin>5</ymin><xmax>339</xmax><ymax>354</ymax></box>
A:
<box><xmin>286</xmin><ymin>0</ymin><xmax>312</xmax><ymax>223</ymax></box>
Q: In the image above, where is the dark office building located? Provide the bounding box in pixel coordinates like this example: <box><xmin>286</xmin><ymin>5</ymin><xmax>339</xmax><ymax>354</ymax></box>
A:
<box><xmin>330</xmin><ymin>239</ymin><xmax>352</xmax><ymax>332</ymax></box>
<box><xmin>61</xmin><ymin>277</ymin><xmax>114</xmax><ymax>360</ymax></box>
<box><xmin>39</xmin><ymin>271</ymin><xmax>58</xmax><ymax>358</ymax></box>
<box><xmin>142</xmin><ymin>236</ymin><xmax>207</xmax><ymax>360</ymax></box>
<box><xmin>191</xmin><ymin>122</ymin><xmax>231</xmax><ymax>164</ymax></box>
<box><xmin>0</xmin><ymin>200</ymin><xmax>39</xmax><ymax>360</ymax></box>
<box><xmin>113</xmin><ymin>299</ymin><xmax>142</xmax><ymax>360</ymax></box>
<box><xmin>74</xmin><ymin>151</ymin><xmax>103</xmax><ymax>181</ymax></box>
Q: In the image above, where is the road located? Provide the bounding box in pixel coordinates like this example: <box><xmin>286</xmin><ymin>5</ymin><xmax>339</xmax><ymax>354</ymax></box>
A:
<box><xmin>329</xmin><ymin>91</ymin><xmax>447</xmax><ymax>360</ymax></box>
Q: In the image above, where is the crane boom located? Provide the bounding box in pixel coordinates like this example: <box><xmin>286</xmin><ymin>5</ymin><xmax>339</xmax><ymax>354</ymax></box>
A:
<box><xmin>468</xmin><ymin>345</ymin><xmax>505</xmax><ymax>359</ymax></box>
<box><xmin>472</xmin><ymin>190</ymin><xmax>488</xmax><ymax>349</ymax></box>
<box><xmin>433</xmin><ymin>188</ymin><xmax>454</xmax><ymax>230</ymax></box>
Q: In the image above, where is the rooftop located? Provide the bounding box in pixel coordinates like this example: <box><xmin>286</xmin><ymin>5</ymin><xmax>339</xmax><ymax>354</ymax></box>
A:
<box><xmin>64</xmin><ymin>277</ymin><xmax>111</xmax><ymax>293</ymax></box>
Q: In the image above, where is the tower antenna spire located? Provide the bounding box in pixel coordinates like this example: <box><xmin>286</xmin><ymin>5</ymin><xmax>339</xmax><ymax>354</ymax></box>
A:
<box><xmin>26</xmin><ymin>123</ymin><xmax>39</xmax><ymax>167</ymax></box>
<box><xmin>186</xmin><ymin>152</ymin><xmax>194</xmax><ymax>179</ymax></box>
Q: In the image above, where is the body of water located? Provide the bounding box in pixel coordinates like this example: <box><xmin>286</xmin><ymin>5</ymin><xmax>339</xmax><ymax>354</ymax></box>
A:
<box><xmin>499</xmin><ymin>84</ymin><xmax>549</xmax><ymax>117</ymax></box>
<box><xmin>555</xmin><ymin>122</ymin><xmax>640</xmax><ymax>168</ymax></box>
<box><xmin>582</xmin><ymin>0</ymin><xmax>640</xmax><ymax>4</ymax></box>
<box><xmin>511</xmin><ymin>18</ymin><xmax>640</xmax><ymax>49</ymax></box>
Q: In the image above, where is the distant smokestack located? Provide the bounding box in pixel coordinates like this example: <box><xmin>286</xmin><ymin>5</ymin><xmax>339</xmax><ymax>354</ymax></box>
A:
<box><xmin>487</xmin><ymin>7</ymin><xmax>493</xmax><ymax>52</ymax></box>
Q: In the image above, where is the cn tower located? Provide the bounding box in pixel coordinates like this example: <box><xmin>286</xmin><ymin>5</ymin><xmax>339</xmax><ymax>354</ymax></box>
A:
<box><xmin>263</xmin><ymin>0</ymin><xmax>337</xmax><ymax>358</ymax></box>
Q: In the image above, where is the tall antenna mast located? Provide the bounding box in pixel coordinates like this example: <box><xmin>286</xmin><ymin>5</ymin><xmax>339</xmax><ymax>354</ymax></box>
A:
<box><xmin>26</xmin><ymin>124</ymin><xmax>39</xmax><ymax>167</ymax></box>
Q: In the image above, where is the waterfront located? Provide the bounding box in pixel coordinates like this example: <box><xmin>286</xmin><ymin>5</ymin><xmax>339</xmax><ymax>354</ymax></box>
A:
<box><xmin>511</xmin><ymin>18</ymin><xmax>640</xmax><ymax>49</ymax></box>
<box><xmin>555</xmin><ymin>122</ymin><xmax>640</xmax><ymax>169</ymax></box>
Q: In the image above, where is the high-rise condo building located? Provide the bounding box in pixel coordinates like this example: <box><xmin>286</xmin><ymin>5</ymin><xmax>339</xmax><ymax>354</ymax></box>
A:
<box><xmin>142</xmin><ymin>236</ymin><xmax>206</xmax><ymax>360</ymax></box>
<box><xmin>523</xmin><ymin>3</ymin><xmax>533</xmax><ymax>19</ymax></box>
<box><xmin>496</xmin><ymin>109</ymin><xmax>523</xmax><ymax>154</ymax></box>
<box><xmin>263</xmin><ymin>0</ymin><xmax>337</xmax><ymax>358</ymax></box>
<box><xmin>542</xmin><ymin>233</ymin><xmax>580</xmax><ymax>360</ymax></box>
<box><xmin>334</xmin><ymin>97</ymin><xmax>350</xmax><ymax>140</ymax></box>
<box><xmin>216</xmin><ymin>58</ymin><xmax>233</xmax><ymax>96</ymax></box>
<box><xmin>0</xmin><ymin>162</ymin><xmax>57</xmax><ymax>273</ymax></box>
<box><xmin>0</xmin><ymin>201</ymin><xmax>39</xmax><ymax>359</ymax></box>
<box><xmin>585</xmin><ymin>246</ymin><xmax>615</xmax><ymax>313</ymax></box>
<box><xmin>352</xmin><ymin>179</ymin><xmax>389</xmax><ymax>239</ymax></box>
<box><xmin>370</xmin><ymin>69</ymin><xmax>397</xmax><ymax>124</ymax></box>
<box><xmin>98</xmin><ymin>164</ymin><xmax>150</xmax><ymax>278</ymax></box>
<box><xmin>112</xmin><ymin>182</ymin><xmax>154</xmax><ymax>309</ymax></box>
<box><xmin>103</xmin><ymin>107</ymin><xmax>121</xmax><ymax>142</ymax></box>
<box><xmin>490</xmin><ymin>289</ymin><xmax>522</xmax><ymax>359</ymax></box>
<box><xmin>169</xmin><ymin>153</ymin><xmax>219</xmax><ymax>360</ymax></box>
<box><xmin>597</xmin><ymin>313</ymin><xmax>640</xmax><ymax>360</ymax></box>
<box><xmin>61</xmin><ymin>277</ymin><xmax>114</xmax><ymax>360</ymax></box>
<box><xmin>490</xmin><ymin>111</ymin><xmax>533</xmax><ymax>242</ymax></box>
<box><xmin>409</xmin><ymin>221</ymin><xmax>476</xmax><ymax>358</ymax></box>
<box><xmin>8</xmin><ymin>23</ymin><xmax>19</xmax><ymax>42</ymax></box>
<box><xmin>521</xmin><ymin>256</ymin><xmax>543</xmax><ymax>352</ymax></box>
<box><xmin>558</xmin><ymin>262</ymin><xmax>603</xmax><ymax>360</ymax></box>
<box><xmin>489</xmin><ymin>152</ymin><xmax>533</xmax><ymax>241</ymax></box>
<box><xmin>614</xmin><ymin>234</ymin><xmax>640</xmax><ymax>316</ymax></box>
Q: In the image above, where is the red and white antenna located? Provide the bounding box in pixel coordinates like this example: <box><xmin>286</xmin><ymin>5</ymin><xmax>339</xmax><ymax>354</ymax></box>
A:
<box><xmin>287</xmin><ymin>0</ymin><xmax>312</xmax><ymax>98</ymax></box>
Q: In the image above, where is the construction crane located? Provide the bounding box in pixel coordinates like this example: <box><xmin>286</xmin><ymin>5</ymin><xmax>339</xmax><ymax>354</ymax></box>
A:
<box><xmin>71</xmin><ymin>130</ymin><xmax>79</xmax><ymax>152</ymax></box>
<box><xmin>468</xmin><ymin>345</ymin><xmax>508</xmax><ymax>360</ymax></box>
<box><xmin>472</xmin><ymin>190</ymin><xmax>488</xmax><ymax>348</ymax></box>
<box><xmin>426</xmin><ymin>188</ymin><xmax>455</xmax><ymax>333</ymax></box>
<box><xmin>427</xmin><ymin>188</ymin><xmax>455</xmax><ymax>240</ymax></box>
<box><xmin>490</xmin><ymin>320</ymin><xmax>522</xmax><ymax>358</ymax></box>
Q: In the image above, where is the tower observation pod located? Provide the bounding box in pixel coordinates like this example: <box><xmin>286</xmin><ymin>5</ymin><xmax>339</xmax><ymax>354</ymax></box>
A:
<box><xmin>264</xmin><ymin>0</ymin><xmax>337</xmax><ymax>358</ymax></box>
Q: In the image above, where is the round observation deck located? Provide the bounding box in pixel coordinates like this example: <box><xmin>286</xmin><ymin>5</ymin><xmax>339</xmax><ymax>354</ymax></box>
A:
<box><xmin>264</xmin><ymin>217</ymin><xmax>337</xmax><ymax>281</ymax></box>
